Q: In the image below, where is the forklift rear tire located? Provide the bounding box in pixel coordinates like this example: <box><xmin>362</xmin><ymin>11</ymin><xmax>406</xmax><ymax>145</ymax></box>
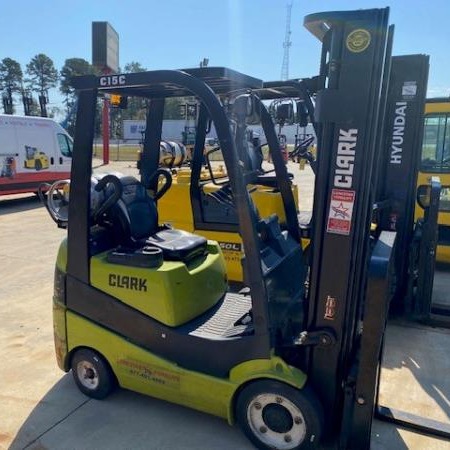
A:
<box><xmin>235</xmin><ymin>380</ymin><xmax>323</xmax><ymax>450</ymax></box>
<box><xmin>35</xmin><ymin>160</ymin><xmax>42</xmax><ymax>171</ymax></box>
<box><xmin>71</xmin><ymin>348</ymin><xmax>116</xmax><ymax>400</ymax></box>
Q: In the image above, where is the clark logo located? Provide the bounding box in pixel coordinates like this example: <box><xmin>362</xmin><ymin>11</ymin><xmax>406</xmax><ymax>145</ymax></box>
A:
<box><xmin>334</xmin><ymin>128</ymin><xmax>358</xmax><ymax>189</ymax></box>
<box><xmin>109</xmin><ymin>274</ymin><xmax>147</xmax><ymax>292</ymax></box>
<box><xmin>346</xmin><ymin>29</ymin><xmax>371</xmax><ymax>53</ymax></box>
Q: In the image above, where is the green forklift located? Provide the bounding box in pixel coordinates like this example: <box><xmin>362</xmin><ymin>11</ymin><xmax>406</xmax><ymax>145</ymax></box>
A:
<box><xmin>42</xmin><ymin>8</ymin><xmax>400</xmax><ymax>449</ymax></box>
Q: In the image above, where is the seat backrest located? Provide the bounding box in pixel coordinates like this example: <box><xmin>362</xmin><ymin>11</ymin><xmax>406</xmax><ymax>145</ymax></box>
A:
<box><xmin>109</xmin><ymin>176</ymin><xmax>159</xmax><ymax>244</ymax></box>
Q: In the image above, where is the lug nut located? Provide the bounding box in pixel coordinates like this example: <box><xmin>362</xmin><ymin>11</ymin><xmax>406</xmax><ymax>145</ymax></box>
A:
<box><xmin>260</xmin><ymin>426</ymin><xmax>267</xmax><ymax>434</ymax></box>
<box><xmin>254</xmin><ymin>402</ymin><xmax>262</xmax><ymax>410</ymax></box>
<box><xmin>284</xmin><ymin>435</ymin><xmax>292</xmax><ymax>443</ymax></box>
<box><xmin>276</xmin><ymin>396</ymin><xmax>283</xmax><ymax>404</ymax></box>
<box><xmin>294</xmin><ymin>416</ymin><xmax>303</xmax><ymax>425</ymax></box>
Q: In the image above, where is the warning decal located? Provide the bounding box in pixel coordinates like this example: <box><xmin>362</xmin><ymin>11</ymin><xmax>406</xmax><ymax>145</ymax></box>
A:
<box><xmin>327</xmin><ymin>189</ymin><xmax>356</xmax><ymax>235</ymax></box>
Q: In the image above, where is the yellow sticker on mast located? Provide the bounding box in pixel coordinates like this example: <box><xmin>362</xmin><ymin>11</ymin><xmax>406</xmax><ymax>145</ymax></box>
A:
<box><xmin>346</xmin><ymin>29</ymin><xmax>371</xmax><ymax>53</ymax></box>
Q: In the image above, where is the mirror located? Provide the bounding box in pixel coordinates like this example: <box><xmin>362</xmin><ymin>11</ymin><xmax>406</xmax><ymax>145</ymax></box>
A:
<box><xmin>276</xmin><ymin>103</ymin><xmax>294</xmax><ymax>125</ymax></box>
<box><xmin>296</xmin><ymin>100</ymin><xmax>309</xmax><ymax>127</ymax></box>
<box><xmin>417</xmin><ymin>184</ymin><xmax>431</xmax><ymax>209</ymax></box>
<box><xmin>232</xmin><ymin>94</ymin><xmax>261</xmax><ymax>125</ymax></box>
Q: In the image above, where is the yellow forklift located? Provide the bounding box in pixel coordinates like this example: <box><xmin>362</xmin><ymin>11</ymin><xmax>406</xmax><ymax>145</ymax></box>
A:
<box><xmin>414</xmin><ymin>98</ymin><xmax>450</xmax><ymax>263</ymax></box>
<box><xmin>155</xmin><ymin>79</ymin><xmax>316</xmax><ymax>283</ymax></box>
<box><xmin>41</xmin><ymin>8</ymin><xmax>408</xmax><ymax>449</ymax></box>
<box><xmin>23</xmin><ymin>145</ymin><xmax>49</xmax><ymax>170</ymax></box>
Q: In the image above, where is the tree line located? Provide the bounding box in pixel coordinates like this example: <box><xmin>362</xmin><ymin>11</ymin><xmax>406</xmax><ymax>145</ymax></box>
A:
<box><xmin>0</xmin><ymin>56</ymin><xmax>185</xmax><ymax>134</ymax></box>
<box><xmin>0</xmin><ymin>55</ymin><xmax>83</xmax><ymax>117</ymax></box>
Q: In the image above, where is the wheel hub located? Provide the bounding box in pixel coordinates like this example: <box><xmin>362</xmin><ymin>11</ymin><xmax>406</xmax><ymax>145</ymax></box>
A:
<box><xmin>247</xmin><ymin>393</ymin><xmax>306</xmax><ymax>449</ymax></box>
<box><xmin>262</xmin><ymin>403</ymin><xmax>294</xmax><ymax>433</ymax></box>
<box><xmin>77</xmin><ymin>361</ymin><xmax>99</xmax><ymax>390</ymax></box>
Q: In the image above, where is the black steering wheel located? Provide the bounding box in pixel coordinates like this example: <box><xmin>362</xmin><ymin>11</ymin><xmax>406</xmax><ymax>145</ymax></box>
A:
<box><xmin>92</xmin><ymin>174</ymin><xmax>123</xmax><ymax>223</ymax></box>
<box><xmin>147</xmin><ymin>168</ymin><xmax>172</xmax><ymax>200</ymax></box>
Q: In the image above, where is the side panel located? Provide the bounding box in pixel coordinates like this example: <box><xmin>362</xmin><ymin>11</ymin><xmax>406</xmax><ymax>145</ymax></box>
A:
<box><xmin>66</xmin><ymin>312</ymin><xmax>307</xmax><ymax>423</ymax></box>
<box><xmin>53</xmin><ymin>301</ymin><xmax>68</xmax><ymax>371</ymax></box>
<box><xmin>0</xmin><ymin>116</ymin><xmax>71</xmax><ymax>194</ymax></box>
<box><xmin>66</xmin><ymin>312</ymin><xmax>234</xmax><ymax>419</ymax></box>
<box><xmin>90</xmin><ymin>244</ymin><xmax>227</xmax><ymax>327</ymax></box>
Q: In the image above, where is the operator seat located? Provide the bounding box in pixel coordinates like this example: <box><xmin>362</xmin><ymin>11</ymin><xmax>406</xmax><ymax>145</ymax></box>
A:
<box><xmin>107</xmin><ymin>175</ymin><xmax>207</xmax><ymax>263</ymax></box>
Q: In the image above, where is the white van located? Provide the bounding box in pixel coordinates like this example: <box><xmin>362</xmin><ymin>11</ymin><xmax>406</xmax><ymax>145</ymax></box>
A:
<box><xmin>0</xmin><ymin>114</ymin><xmax>72</xmax><ymax>195</ymax></box>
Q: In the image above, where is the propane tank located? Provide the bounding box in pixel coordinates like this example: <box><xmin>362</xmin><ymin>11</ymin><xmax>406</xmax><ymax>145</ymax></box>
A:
<box><xmin>159</xmin><ymin>141</ymin><xmax>187</xmax><ymax>167</ymax></box>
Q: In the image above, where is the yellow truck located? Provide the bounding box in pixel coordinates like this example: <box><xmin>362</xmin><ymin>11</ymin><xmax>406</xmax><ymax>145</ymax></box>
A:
<box><xmin>415</xmin><ymin>98</ymin><xmax>450</xmax><ymax>262</ymax></box>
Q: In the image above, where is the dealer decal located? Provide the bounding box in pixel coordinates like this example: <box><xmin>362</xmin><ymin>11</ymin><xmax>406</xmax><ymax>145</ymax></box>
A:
<box><xmin>118</xmin><ymin>359</ymin><xmax>181</xmax><ymax>388</ymax></box>
<box><xmin>219</xmin><ymin>241</ymin><xmax>242</xmax><ymax>263</ymax></box>
<box><xmin>327</xmin><ymin>189</ymin><xmax>356</xmax><ymax>235</ymax></box>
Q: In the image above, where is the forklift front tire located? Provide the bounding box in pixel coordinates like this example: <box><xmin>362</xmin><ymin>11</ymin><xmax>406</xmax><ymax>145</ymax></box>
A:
<box><xmin>235</xmin><ymin>380</ymin><xmax>323</xmax><ymax>450</ymax></box>
<box><xmin>71</xmin><ymin>348</ymin><xmax>116</xmax><ymax>400</ymax></box>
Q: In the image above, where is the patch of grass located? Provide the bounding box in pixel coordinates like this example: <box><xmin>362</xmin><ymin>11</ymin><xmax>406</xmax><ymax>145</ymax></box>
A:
<box><xmin>93</xmin><ymin>144</ymin><xmax>141</xmax><ymax>161</ymax></box>
<box><xmin>92</xmin><ymin>143</ymin><xmax>297</xmax><ymax>162</ymax></box>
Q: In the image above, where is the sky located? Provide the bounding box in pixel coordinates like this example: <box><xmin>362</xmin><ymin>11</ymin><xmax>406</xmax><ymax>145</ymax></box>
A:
<box><xmin>1</xmin><ymin>0</ymin><xmax>449</xmax><ymax>117</ymax></box>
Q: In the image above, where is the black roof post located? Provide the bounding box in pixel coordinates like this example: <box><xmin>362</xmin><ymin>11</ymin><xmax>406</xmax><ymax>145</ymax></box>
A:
<box><xmin>67</xmin><ymin>85</ymin><xmax>98</xmax><ymax>282</ymax></box>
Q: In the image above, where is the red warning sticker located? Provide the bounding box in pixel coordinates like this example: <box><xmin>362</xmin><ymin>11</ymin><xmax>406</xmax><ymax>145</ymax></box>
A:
<box><xmin>327</xmin><ymin>189</ymin><xmax>356</xmax><ymax>235</ymax></box>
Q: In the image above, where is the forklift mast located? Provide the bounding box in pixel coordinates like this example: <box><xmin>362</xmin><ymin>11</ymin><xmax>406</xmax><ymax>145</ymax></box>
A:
<box><xmin>378</xmin><ymin>54</ymin><xmax>430</xmax><ymax>309</ymax></box>
<box><xmin>302</xmin><ymin>8</ymin><xmax>394</xmax><ymax>436</ymax></box>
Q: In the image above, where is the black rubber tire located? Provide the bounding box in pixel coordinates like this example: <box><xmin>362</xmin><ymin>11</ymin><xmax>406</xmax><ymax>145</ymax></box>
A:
<box><xmin>35</xmin><ymin>160</ymin><xmax>42</xmax><ymax>171</ymax></box>
<box><xmin>235</xmin><ymin>380</ymin><xmax>324</xmax><ymax>450</ymax></box>
<box><xmin>70</xmin><ymin>348</ymin><xmax>116</xmax><ymax>400</ymax></box>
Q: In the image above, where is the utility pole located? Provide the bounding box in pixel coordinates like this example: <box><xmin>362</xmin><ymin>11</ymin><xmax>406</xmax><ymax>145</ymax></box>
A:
<box><xmin>281</xmin><ymin>1</ymin><xmax>293</xmax><ymax>81</ymax></box>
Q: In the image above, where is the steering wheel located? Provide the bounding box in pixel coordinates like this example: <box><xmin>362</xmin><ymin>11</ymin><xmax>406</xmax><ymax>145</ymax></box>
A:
<box><xmin>147</xmin><ymin>168</ymin><xmax>172</xmax><ymax>200</ymax></box>
<box><xmin>40</xmin><ymin>179</ymin><xmax>71</xmax><ymax>227</ymax></box>
<box><xmin>40</xmin><ymin>175</ymin><xmax>124</xmax><ymax>228</ymax></box>
<box><xmin>92</xmin><ymin>174</ymin><xmax>123</xmax><ymax>223</ymax></box>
